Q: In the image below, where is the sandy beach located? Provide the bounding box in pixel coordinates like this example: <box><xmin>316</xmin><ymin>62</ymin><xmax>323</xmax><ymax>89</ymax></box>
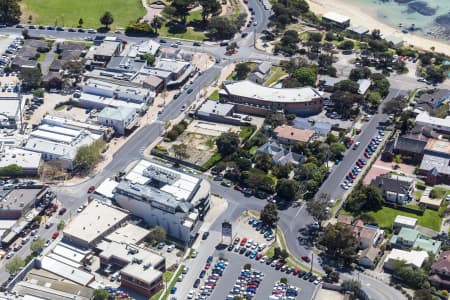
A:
<box><xmin>306</xmin><ymin>0</ymin><xmax>450</xmax><ymax>54</ymax></box>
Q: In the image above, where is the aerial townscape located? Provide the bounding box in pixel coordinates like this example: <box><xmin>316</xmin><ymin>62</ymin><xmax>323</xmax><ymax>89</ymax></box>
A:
<box><xmin>0</xmin><ymin>0</ymin><xmax>449</xmax><ymax>300</ymax></box>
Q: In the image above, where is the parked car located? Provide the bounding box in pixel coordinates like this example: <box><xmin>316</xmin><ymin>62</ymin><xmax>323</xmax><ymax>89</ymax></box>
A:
<box><xmin>202</xmin><ymin>231</ymin><xmax>210</xmax><ymax>240</ymax></box>
<box><xmin>87</xmin><ymin>185</ymin><xmax>95</xmax><ymax>193</ymax></box>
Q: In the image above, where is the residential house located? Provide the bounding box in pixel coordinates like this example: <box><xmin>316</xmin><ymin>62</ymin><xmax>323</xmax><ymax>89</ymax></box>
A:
<box><xmin>24</xmin><ymin>39</ymin><xmax>50</xmax><ymax>52</ymax></box>
<box><xmin>318</xmin><ymin>75</ymin><xmax>341</xmax><ymax>92</ymax></box>
<box><xmin>430</xmin><ymin>250</ymin><xmax>450</xmax><ymax>290</ymax></box>
<box><xmin>416</xmin><ymin>111</ymin><xmax>450</xmax><ymax>135</ymax></box>
<box><xmin>274</xmin><ymin>125</ymin><xmax>315</xmax><ymax>145</ymax></box>
<box><xmin>384</xmin><ymin>249</ymin><xmax>428</xmax><ymax>271</ymax></box>
<box><xmin>256</xmin><ymin>141</ymin><xmax>304</xmax><ymax>167</ymax></box>
<box><xmin>371</xmin><ymin>173</ymin><xmax>414</xmax><ymax>204</ymax></box>
<box><xmin>97</xmin><ymin>106</ymin><xmax>138</xmax><ymax>136</ymax></box>
<box><xmin>337</xmin><ymin>214</ymin><xmax>354</xmax><ymax>225</ymax></box>
<box><xmin>42</xmin><ymin>72</ymin><xmax>63</xmax><ymax>90</ymax></box>
<box><xmin>393</xmin><ymin>132</ymin><xmax>429</xmax><ymax>162</ymax></box>
<box><xmin>390</xmin><ymin>227</ymin><xmax>441</xmax><ymax>255</ymax></box>
<box><xmin>358</xmin><ymin>247</ymin><xmax>380</xmax><ymax>268</ymax></box>
<box><xmin>56</xmin><ymin>42</ymin><xmax>87</xmax><ymax>53</ymax></box>
<box><xmin>292</xmin><ymin>117</ymin><xmax>332</xmax><ymax>136</ymax></box>
<box><xmin>322</xmin><ymin>12</ymin><xmax>350</xmax><ymax>29</ymax></box>
<box><xmin>393</xmin><ymin>215</ymin><xmax>417</xmax><ymax>229</ymax></box>
<box><xmin>419</xmin><ymin>139</ymin><xmax>450</xmax><ymax>185</ymax></box>
<box><xmin>249</xmin><ymin>62</ymin><xmax>272</xmax><ymax>84</ymax></box>
<box><xmin>417</xmin><ymin>89</ymin><xmax>450</xmax><ymax>109</ymax></box>
<box><xmin>353</xmin><ymin>219</ymin><xmax>384</xmax><ymax>250</ymax></box>
<box><xmin>357</xmin><ymin>79</ymin><xmax>371</xmax><ymax>95</ymax></box>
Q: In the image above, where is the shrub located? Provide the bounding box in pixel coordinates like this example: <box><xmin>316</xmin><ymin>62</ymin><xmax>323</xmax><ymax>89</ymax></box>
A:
<box><xmin>125</xmin><ymin>22</ymin><xmax>155</xmax><ymax>36</ymax></box>
<box><xmin>416</xmin><ymin>182</ymin><xmax>426</xmax><ymax>190</ymax></box>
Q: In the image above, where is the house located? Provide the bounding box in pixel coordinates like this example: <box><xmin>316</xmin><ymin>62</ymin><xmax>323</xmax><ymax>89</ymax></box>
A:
<box><xmin>393</xmin><ymin>132</ymin><xmax>429</xmax><ymax>162</ymax></box>
<box><xmin>416</xmin><ymin>111</ymin><xmax>450</xmax><ymax>135</ymax></box>
<box><xmin>357</xmin><ymin>79</ymin><xmax>371</xmax><ymax>95</ymax></box>
<box><xmin>56</xmin><ymin>42</ymin><xmax>87</xmax><ymax>53</ymax></box>
<box><xmin>418</xmin><ymin>139</ymin><xmax>450</xmax><ymax>185</ymax></box>
<box><xmin>384</xmin><ymin>249</ymin><xmax>428</xmax><ymax>271</ymax></box>
<box><xmin>256</xmin><ymin>141</ymin><xmax>305</xmax><ymax>166</ymax></box>
<box><xmin>249</xmin><ymin>62</ymin><xmax>272</xmax><ymax>84</ymax></box>
<box><xmin>274</xmin><ymin>125</ymin><xmax>315</xmax><ymax>145</ymax></box>
<box><xmin>393</xmin><ymin>215</ymin><xmax>417</xmax><ymax>229</ymax></box>
<box><xmin>417</xmin><ymin>89</ymin><xmax>450</xmax><ymax>109</ymax></box>
<box><xmin>371</xmin><ymin>173</ymin><xmax>414</xmax><ymax>204</ymax></box>
<box><xmin>358</xmin><ymin>247</ymin><xmax>380</xmax><ymax>268</ymax></box>
<box><xmin>97</xmin><ymin>106</ymin><xmax>138</xmax><ymax>136</ymax></box>
<box><xmin>318</xmin><ymin>75</ymin><xmax>341</xmax><ymax>92</ymax></box>
<box><xmin>348</xmin><ymin>25</ymin><xmax>370</xmax><ymax>35</ymax></box>
<box><xmin>337</xmin><ymin>214</ymin><xmax>354</xmax><ymax>225</ymax></box>
<box><xmin>430</xmin><ymin>251</ymin><xmax>450</xmax><ymax>290</ymax></box>
<box><xmin>42</xmin><ymin>72</ymin><xmax>63</xmax><ymax>90</ymax></box>
<box><xmin>24</xmin><ymin>39</ymin><xmax>50</xmax><ymax>52</ymax></box>
<box><xmin>353</xmin><ymin>220</ymin><xmax>384</xmax><ymax>250</ymax></box>
<box><xmin>292</xmin><ymin>117</ymin><xmax>332</xmax><ymax>136</ymax></box>
<box><xmin>384</xmin><ymin>35</ymin><xmax>404</xmax><ymax>48</ymax></box>
<box><xmin>390</xmin><ymin>227</ymin><xmax>441</xmax><ymax>254</ymax></box>
<box><xmin>322</xmin><ymin>12</ymin><xmax>350</xmax><ymax>29</ymax></box>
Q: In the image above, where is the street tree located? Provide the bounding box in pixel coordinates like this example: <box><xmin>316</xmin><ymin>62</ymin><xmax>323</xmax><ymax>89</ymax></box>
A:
<box><xmin>74</xmin><ymin>140</ymin><xmax>105</xmax><ymax>173</ymax></box>
<box><xmin>151</xmin><ymin>16</ymin><xmax>162</xmax><ymax>34</ymax></box>
<box><xmin>320</xmin><ymin>223</ymin><xmax>357</xmax><ymax>266</ymax></box>
<box><xmin>57</xmin><ymin>220</ymin><xmax>65</xmax><ymax>230</ymax></box>
<box><xmin>260</xmin><ymin>203</ymin><xmax>278</xmax><ymax>225</ymax></box>
<box><xmin>306</xmin><ymin>200</ymin><xmax>329</xmax><ymax>226</ymax></box>
<box><xmin>148</xmin><ymin>226</ymin><xmax>166</xmax><ymax>244</ymax></box>
<box><xmin>414</xmin><ymin>289</ymin><xmax>434</xmax><ymax>300</ymax></box>
<box><xmin>143</xmin><ymin>53</ymin><xmax>155</xmax><ymax>66</ymax></box>
<box><xmin>382</xmin><ymin>95</ymin><xmax>407</xmax><ymax>116</ymax></box>
<box><xmin>345</xmin><ymin>185</ymin><xmax>384</xmax><ymax>212</ymax></box>
<box><xmin>216</xmin><ymin>132</ymin><xmax>240</xmax><ymax>156</ymax></box>
<box><xmin>207</xmin><ymin>16</ymin><xmax>237</xmax><ymax>40</ymax></box>
<box><xmin>329</xmin><ymin>142</ymin><xmax>346</xmax><ymax>160</ymax></box>
<box><xmin>93</xmin><ymin>289</ymin><xmax>109</xmax><ymax>300</ymax></box>
<box><xmin>100</xmin><ymin>11</ymin><xmax>114</xmax><ymax>29</ymax></box>
<box><xmin>6</xmin><ymin>256</ymin><xmax>24</xmax><ymax>274</ymax></box>
<box><xmin>276</xmin><ymin>179</ymin><xmax>298</xmax><ymax>201</ymax></box>
<box><xmin>30</xmin><ymin>238</ymin><xmax>45</xmax><ymax>253</ymax></box>
<box><xmin>273</xmin><ymin>247</ymin><xmax>289</xmax><ymax>261</ymax></box>
<box><xmin>234</xmin><ymin>63</ymin><xmax>251</xmax><ymax>80</ymax></box>
<box><xmin>0</xmin><ymin>164</ymin><xmax>22</xmax><ymax>176</ymax></box>
<box><xmin>78</xmin><ymin>18</ymin><xmax>84</xmax><ymax>28</ymax></box>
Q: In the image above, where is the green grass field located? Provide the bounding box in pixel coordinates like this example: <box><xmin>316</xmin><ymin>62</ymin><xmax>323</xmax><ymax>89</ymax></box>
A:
<box><xmin>21</xmin><ymin>0</ymin><xmax>145</xmax><ymax>29</ymax></box>
<box><xmin>342</xmin><ymin>206</ymin><xmax>443</xmax><ymax>232</ymax></box>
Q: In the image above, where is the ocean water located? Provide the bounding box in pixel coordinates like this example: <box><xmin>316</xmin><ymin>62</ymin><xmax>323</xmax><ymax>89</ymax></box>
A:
<box><xmin>345</xmin><ymin>0</ymin><xmax>450</xmax><ymax>40</ymax></box>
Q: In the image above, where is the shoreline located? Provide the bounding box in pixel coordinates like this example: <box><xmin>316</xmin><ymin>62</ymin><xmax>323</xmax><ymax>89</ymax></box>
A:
<box><xmin>306</xmin><ymin>0</ymin><xmax>450</xmax><ymax>54</ymax></box>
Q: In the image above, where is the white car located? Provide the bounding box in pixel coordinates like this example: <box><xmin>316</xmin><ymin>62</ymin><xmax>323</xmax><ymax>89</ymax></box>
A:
<box><xmin>341</xmin><ymin>183</ymin><xmax>349</xmax><ymax>190</ymax></box>
<box><xmin>187</xmin><ymin>289</ymin><xmax>195</xmax><ymax>299</ymax></box>
<box><xmin>167</xmin><ymin>245</ymin><xmax>175</xmax><ymax>252</ymax></box>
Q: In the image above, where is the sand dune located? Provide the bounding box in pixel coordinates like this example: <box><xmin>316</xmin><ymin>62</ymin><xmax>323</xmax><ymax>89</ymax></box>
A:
<box><xmin>306</xmin><ymin>0</ymin><xmax>450</xmax><ymax>54</ymax></box>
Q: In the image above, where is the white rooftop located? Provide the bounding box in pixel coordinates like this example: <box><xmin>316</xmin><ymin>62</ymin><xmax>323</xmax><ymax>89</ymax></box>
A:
<box><xmin>0</xmin><ymin>148</ymin><xmax>41</xmax><ymax>169</ymax></box>
<box><xmin>323</xmin><ymin>12</ymin><xmax>350</xmax><ymax>23</ymax></box>
<box><xmin>416</xmin><ymin>111</ymin><xmax>450</xmax><ymax>130</ymax></box>
<box><xmin>52</xmin><ymin>244</ymin><xmax>87</xmax><ymax>263</ymax></box>
<box><xmin>63</xmin><ymin>200</ymin><xmax>128</xmax><ymax>245</ymax></box>
<box><xmin>224</xmin><ymin>80</ymin><xmax>322</xmax><ymax>103</ymax></box>
<box><xmin>98</xmin><ymin>106</ymin><xmax>136</xmax><ymax>121</ymax></box>
<box><xmin>104</xmin><ymin>223</ymin><xmax>149</xmax><ymax>245</ymax></box>
<box><xmin>42</xmin><ymin>115</ymin><xmax>108</xmax><ymax>134</ymax></box>
<box><xmin>0</xmin><ymin>98</ymin><xmax>20</xmax><ymax>118</ymax></box>
<box><xmin>39</xmin><ymin>256</ymin><xmax>94</xmax><ymax>286</ymax></box>
<box><xmin>79</xmin><ymin>93</ymin><xmax>146</xmax><ymax>111</ymax></box>
<box><xmin>95</xmin><ymin>178</ymin><xmax>119</xmax><ymax>199</ymax></box>
<box><xmin>394</xmin><ymin>215</ymin><xmax>417</xmax><ymax>227</ymax></box>
<box><xmin>385</xmin><ymin>249</ymin><xmax>428</xmax><ymax>268</ymax></box>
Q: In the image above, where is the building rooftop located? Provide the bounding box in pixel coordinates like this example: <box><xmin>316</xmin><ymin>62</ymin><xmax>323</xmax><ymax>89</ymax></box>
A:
<box><xmin>42</xmin><ymin>115</ymin><xmax>108</xmax><ymax>135</ymax></box>
<box><xmin>394</xmin><ymin>215</ymin><xmax>417</xmax><ymax>227</ymax></box>
<box><xmin>432</xmin><ymin>250</ymin><xmax>450</xmax><ymax>273</ymax></box>
<box><xmin>396</xmin><ymin>227</ymin><xmax>419</xmax><ymax>242</ymax></box>
<box><xmin>425</xmin><ymin>139</ymin><xmax>450</xmax><ymax>156</ymax></box>
<box><xmin>385</xmin><ymin>35</ymin><xmax>404</xmax><ymax>45</ymax></box>
<box><xmin>0</xmin><ymin>188</ymin><xmax>43</xmax><ymax>211</ymax></box>
<box><xmin>420</xmin><ymin>154</ymin><xmax>450</xmax><ymax>176</ymax></box>
<box><xmin>94</xmin><ymin>41</ymin><xmax>120</xmax><ymax>57</ymax></box>
<box><xmin>63</xmin><ymin>200</ymin><xmax>129</xmax><ymax>246</ymax></box>
<box><xmin>416</xmin><ymin>111</ymin><xmax>450</xmax><ymax>129</ymax></box>
<box><xmin>142</xmin><ymin>75</ymin><xmax>164</xmax><ymax>88</ymax></box>
<box><xmin>224</xmin><ymin>80</ymin><xmax>322</xmax><ymax>103</ymax></box>
<box><xmin>197</xmin><ymin>100</ymin><xmax>234</xmax><ymax>116</ymax></box>
<box><xmin>98</xmin><ymin>106</ymin><xmax>136</xmax><ymax>121</ymax></box>
<box><xmin>385</xmin><ymin>249</ymin><xmax>428</xmax><ymax>268</ymax></box>
<box><xmin>39</xmin><ymin>256</ymin><xmax>94</xmax><ymax>286</ymax></box>
<box><xmin>0</xmin><ymin>147</ymin><xmax>41</xmax><ymax>170</ymax></box>
<box><xmin>371</xmin><ymin>173</ymin><xmax>413</xmax><ymax>194</ymax></box>
<box><xmin>274</xmin><ymin>125</ymin><xmax>315</xmax><ymax>143</ymax></box>
<box><xmin>104</xmin><ymin>223</ymin><xmax>149</xmax><ymax>245</ymax></box>
<box><xmin>78</xmin><ymin>93</ymin><xmax>146</xmax><ymax>111</ymax></box>
<box><xmin>95</xmin><ymin>178</ymin><xmax>119</xmax><ymax>199</ymax></box>
<box><xmin>348</xmin><ymin>25</ymin><xmax>369</xmax><ymax>35</ymax></box>
<box><xmin>413</xmin><ymin>235</ymin><xmax>441</xmax><ymax>254</ymax></box>
<box><xmin>155</xmin><ymin>59</ymin><xmax>189</xmax><ymax>74</ymax></box>
<box><xmin>323</xmin><ymin>12</ymin><xmax>350</xmax><ymax>23</ymax></box>
<box><xmin>0</xmin><ymin>98</ymin><xmax>21</xmax><ymax>119</ymax></box>
<box><xmin>357</xmin><ymin>79</ymin><xmax>371</xmax><ymax>95</ymax></box>
<box><xmin>97</xmin><ymin>241</ymin><xmax>163</xmax><ymax>284</ymax></box>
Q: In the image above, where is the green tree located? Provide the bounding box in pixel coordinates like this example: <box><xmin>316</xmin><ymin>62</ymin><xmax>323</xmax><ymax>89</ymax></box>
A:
<box><xmin>33</xmin><ymin>88</ymin><xmax>44</xmax><ymax>98</ymax></box>
<box><xmin>338</xmin><ymin>40</ymin><xmax>354</xmax><ymax>50</ymax></box>
<box><xmin>371</xmin><ymin>73</ymin><xmax>390</xmax><ymax>97</ymax></box>
<box><xmin>254</xmin><ymin>152</ymin><xmax>272</xmax><ymax>172</ymax></box>
<box><xmin>30</xmin><ymin>238</ymin><xmax>45</xmax><ymax>253</ymax></box>
<box><xmin>293</xmin><ymin>66</ymin><xmax>317</xmax><ymax>86</ymax></box>
<box><xmin>272</xmin><ymin>164</ymin><xmax>292</xmax><ymax>179</ymax></box>
<box><xmin>345</xmin><ymin>185</ymin><xmax>384</xmax><ymax>212</ymax></box>
<box><xmin>273</xmin><ymin>247</ymin><xmax>289</xmax><ymax>261</ymax></box>
<box><xmin>414</xmin><ymin>289</ymin><xmax>434</xmax><ymax>300</ymax></box>
<box><xmin>260</xmin><ymin>203</ymin><xmax>278</xmax><ymax>225</ymax></box>
<box><xmin>216</xmin><ymin>132</ymin><xmax>240</xmax><ymax>156</ymax></box>
<box><xmin>199</xmin><ymin>0</ymin><xmax>221</xmax><ymax>22</ymax></box>
<box><xmin>392</xmin><ymin>260</ymin><xmax>430</xmax><ymax>289</ymax></box>
<box><xmin>329</xmin><ymin>143</ymin><xmax>346</xmax><ymax>160</ymax></box>
<box><xmin>57</xmin><ymin>220</ymin><xmax>65</xmax><ymax>230</ymax></box>
<box><xmin>143</xmin><ymin>53</ymin><xmax>155</xmax><ymax>66</ymax></box>
<box><xmin>207</xmin><ymin>16</ymin><xmax>237</xmax><ymax>39</ymax></box>
<box><xmin>0</xmin><ymin>0</ymin><xmax>21</xmax><ymax>25</ymax></box>
<box><xmin>334</xmin><ymin>79</ymin><xmax>359</xmax><ymax>93</ymax></box>
<box><xmin>234</xmin><ymin>63</ymin><xmax>251</xmax><ymax>80</ymax></box>
<box><xmin>320</xmin><ymin>223</ymin><xmax>357</xmax><ymax>266</ymax></box>
<box><xmin>78</xmin><ymin>18</ymin><xmax>84</xmax><ymax>28</ymax></box>
<box><xmin>366</xmin><ymin>91</ymin><xmax>382</xmax><ymax>108</ymax></box>
<box><xmin>19</xmin><ymin>67</ymin><xmax>42</xmax><ymax>89</ymax></box>
<box><xmin>0</xmin><ymin>164</ymin><xmax>22</xmax><ymax>176</ymax></box>
<box><xmin>5</xmin><ymin>256</ymin><xmax>24</xmax><ymax>274</ymax></box>
<box><xmin>100</xmin><ymin>11</ymin><xmax>114</xmax><ymax>29</ymax></box>
<box><xmin>173</xmin><ymin>143</ymin><xmax>189</xmax><ymax>160</ymax></box>
<box><xmin>74</xmin><ymin>140</ymin><xmax>105</xmax><ymax>173</ymax></box>
<box><xmin>349</xmin><ymin>67</ymin><xmax>372</xmax><ymax>81</ymax></box>
<box><xmin>276</xmin><ymin>179</ymin><xmax>298</xmax><ymax>201</ymax></box>
<box><xmin>306</xmin><ymin>199</ymin><xmax>329</xmax><ymax>225</ymax></box>
<box><xmin>382</xmin><ymin>95</ymin><xmax>407</xmax><ymax>116</ymax></box>
<box><xmin>148</xmin><ymin>226</ymin><xmax>166</xmax><ymax>244</ymax></box>
<box><xmin>93</xmin><ymin>289</ymin><xmax>109</xmax><ymax>300</ymax></box>
<box><xmin>265</xmin><ymin>111</ymin><xmax>286</xmax><ymax>128</ymax></box>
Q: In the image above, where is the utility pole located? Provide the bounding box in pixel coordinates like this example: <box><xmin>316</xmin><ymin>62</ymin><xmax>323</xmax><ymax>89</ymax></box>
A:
<box><xmin>253</xmin><ymin>29</ymin><xmax>256</xmax><ymax>48</ymax></box>
<box><xmin>310</xmin><ymin>252</ymin><xmax>314</xmax><ymax>272</ymax></box>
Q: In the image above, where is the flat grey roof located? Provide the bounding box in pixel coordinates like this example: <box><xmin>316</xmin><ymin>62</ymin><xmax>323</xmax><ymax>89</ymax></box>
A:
<box><xmin>1</xmin><ymin>188</ymin><xmax>43</xmax><ymax>211</ymax></box>
<box><xmin>197</xmin><ymin>100</ymin><xmax>234</xmax><ymax>116</ymax></box>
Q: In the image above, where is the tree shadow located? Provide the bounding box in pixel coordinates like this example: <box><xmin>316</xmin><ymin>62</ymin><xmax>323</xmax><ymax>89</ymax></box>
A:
<box><xmin>187</xmin><ymin>19</ymin><xmax>207</xmax><ymax>32</ymax></box>
<box><xmin>167</xmin><ymin>21</ymin><xmax>187</xmax><ymax>34</ymax></box>
<box><xmin>97</xmin><ymin>27</ymin><xmax>110</xmax><ymax>33</ymax></box>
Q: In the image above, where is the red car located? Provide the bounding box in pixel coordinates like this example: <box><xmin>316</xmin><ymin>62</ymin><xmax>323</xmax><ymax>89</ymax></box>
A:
<box><xmin>204</xmin><ymin>263</ymin><xmax>211</xmax><ymax>269</ymax></box>
<box><xmin>240</xmin><ymin>237</ymin><xmax>248</xmax><ymax>247</ymax></box>
<box><xmin>255</xmin><ymin>253</ymin><xmax>263</xmax><ymax>260</ymax></box>
<box><xmin>293</xmin><ymin>268</ymin><xmax>300</xmax><ymax>275</ymax></box>
<box><xmin>364</xmin><ymin>152</ymin><xmax>371</xmax><ymax>159</ymax></box>
<box><xmin>52</xmin><ymin>231</ymin><xmax>59</xmax><ymax>239</ymax></box>
<box><xmin>301</xmin><ymin>255</ymin><xmax>311</xmax><ymax>263</ymax></box>
<box><xmin>87</xmin><ymin>186</ymin><xmax>95</xmax><ymax>193</ymax></box>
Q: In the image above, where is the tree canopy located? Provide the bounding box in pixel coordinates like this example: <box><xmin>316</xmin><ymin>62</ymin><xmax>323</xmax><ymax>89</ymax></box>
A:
<box><xmin>276</xmin><ymin>179</ymin><xmax>298</xmax><ymax>201</ymax></box>
<box><xmin>260</xmin><ymin>203</ymin><xmax>278</xmax><ymax>225</ymax></box>
<box><xmin>74</xmin><ymin>140</ymin><xmax>105</xmax><ymax>174</ymax></box>
<box><xmin>100</xmin><ymin>11</ymin><xmax>114</xmax><ymax>29</ymax></box>
<box><xmin>234</xmin><ymin>63</ymin><xmax>251</xmax><ymax>80</ymax></box>
<box><xmin>345</xmin><ymin>185</ymin><xmax>384</xmax><ymax>212</ymax></box>
<box><xmin>0</xmin><ymin>0</ymin><xmax>21</xmax><ymax>25</ymax></box>
<box><xmin>320</xmin><ymin>223</ymin><xmax>357</xmax><ymax>266</ymax></box>
<box><xmin>148</xmin><ymin>226</ymin><xmax>166</xmax><ymax>245</ymax></box>
<box><xmin>216</xmin><ymin>132</ymin><xmax>240</xmax><ymax>156</ymax></box>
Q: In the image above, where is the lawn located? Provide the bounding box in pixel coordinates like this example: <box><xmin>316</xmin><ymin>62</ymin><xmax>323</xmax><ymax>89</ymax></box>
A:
<box><xmin>239</xmin><ymin>125</ymin><xmax>256</xmax><ymax>140</ymax></box>
<box><xmin>37</xmin><ymin>53</ymin><xmax>47</xmax><ymax>62</ymax></box>
<box><xmin>21</xmin><ymin>0</ymin><xmax>145</xmax><ymax>29</ymax></box>
<box><xmin>208</xmin><ymin>89</ymin><xmax>220</xmax><ymax>101</ymax></box>
<box><xmin>158</xmin><ymin>22</ymin><xmax>206</xmax><ymax>41</ymax></box>
<box><xmin>264</xmin><ymin>66</ymin><xmax>287</xmax><ymax>87</ymax></box>
<box><xmin>363</xmin><ymin>206</ymin><xmax>443</xmax><ymax>232</ymax></box>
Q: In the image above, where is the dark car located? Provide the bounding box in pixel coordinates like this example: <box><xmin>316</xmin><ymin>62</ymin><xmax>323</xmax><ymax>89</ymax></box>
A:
<box><xmin>159</xmin><ymin>39</ymin><xmax>167</xmax><ymax>43</ymax></box>
<box><xmin>303</xmin><ymin>272</ymin><xmax>312</xmax><ymax>280</ymax></box>
<box><xmin>202</xmin><ymin>231</ymin><xmax>209</xmax><ymax>240</ymax></box>
<box><xmin>245</xmin><ymin>250</ymin><xmax>252</xmax><ymax>257</ymax></box>
<box><xmin>239</xmin><ymin>247</ymin><xmax>246</xmax><ymax>254</ymax></box>
<box><xmin>241</xmin><ymin>32</ymin><xmax>248</xmax><ymax>38</ymax></box>
<box><xmin>193</xmin><ymin>279</ymin><xmax>200</xmax><ymax>288</ymax></box>
<box><xmin>193</xmin><ymin>42</ymin><xmax>201</xmax><ymax>46</ymax></box>
<box><xmin>78</xmin><ymin>28</ymin><xmax>85</xmax><ymax>32</ymax></box>
<box><xmin>187</xmin><ymin>88</ymin><xmax>193</xmax><ymax>94</ymax></box>
<box><xmin>265</xmin><ymin>257</ymin><xmax>273</xmax><ymax>265</ymax></box>
<box><xmin>227</xmin><ymin>244</ymin><xmax>234</xmax><ymax>251</ymax></box>
<box><xmin>199</xmin><ymin>270</ymin><xmax>206</xmax><ymax>278</ymax></box>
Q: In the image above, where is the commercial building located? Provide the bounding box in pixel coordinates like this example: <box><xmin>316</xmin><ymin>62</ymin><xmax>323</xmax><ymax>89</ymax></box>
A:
<box><xmin>62</xmin><ymin>200</ymin><xmax>129</xmax><ymax>249</ymax></box>
<box><xmin>104</xmin><ymin>223</ymin><xmax>149</xmax><ymax>245</ymax></box>
<box><xmin>419</xmin><ymin>139</ymin><xmax>450</xmax><ymax>185</ymax></box>
<box><xmin>348</xmin><ymin>25</ymin><xmax>369</xmax><ymax>35</ymax></box>
<box><xmin>83</xmin><ymin>79</ymin><xmax>152</xmax><ymax>104</ymax></box>
<box><xmin>196</xmin><ymin>100</ymin><xmax>249</xmax><ymax>125</ymax></box>
<box><xmin>41</xmin><ymin>115</ymin><xmax>111</xmax><ymax>138</ymax></box>
<box><xmin>97</xmin><ymin>106</ymin><xmax>138</xmax><ymax>136</ymax></box>
<box><xmin>0</xmin><ymin>94</ymin><xmax>24</xmax><ymax>129</ymax></box>
<box><xmin>222</xmin><ymin>80</ymin><xmax>322</xmax><ymax>116</ymax></box>
<box><xmin>0</xmin><ymin>186</ymin><xmax>49</xmax><ymax>219</ymax></box>
<box><xmin>23</xmin><ymin>121</ymin><xmax>103</xmax><ymax>170</ymax></box>
<box><xmin>416</xmin><ymin>111</ymin><xmax>450</xmax><ymax>134</ymax></box>
<box><xmin>0</xmin><ymin>146</ymin><xmax>42</xmax><ymax>176</ymax></box>
<box><xmin>86</xmin><ymin>40</ymin><xmax>122</xmax><ymax>66</ymax></box>
<box><xmin>384</xmin><ymin>35</ymin><xmax>404</xmax><ymax>48</ymax></box>
<box><xmin>322</xmin><ymin>12</ymin><xmax>350</xmax><ymax>29</ymax></box>
<box><xmin>113</xmin><ymin>160</ymin><xmax>210</xmax><ymax>246</ymax></box>
<box><xmin>384</xmin><ymin>249</ymin><xmax>428</xmax><ymax>271</ymax></box>
<box><xmin>97</xmin><ymin>241</ymin><xmax>164</xmax><ymax>297</ymax></box>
